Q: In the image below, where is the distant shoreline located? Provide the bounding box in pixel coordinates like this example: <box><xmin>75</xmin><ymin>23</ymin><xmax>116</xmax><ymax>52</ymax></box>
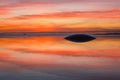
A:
<box><xmin>0</xmin><ymin>32</ymin><xmax>120</xmax><ymax>38</ymax></box>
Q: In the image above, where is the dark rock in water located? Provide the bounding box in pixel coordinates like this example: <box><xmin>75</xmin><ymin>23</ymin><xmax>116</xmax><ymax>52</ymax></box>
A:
<box><xmin>64</xmin><ymin>34</ymin><xmax>96</xmax><ymax>42</ymax></box>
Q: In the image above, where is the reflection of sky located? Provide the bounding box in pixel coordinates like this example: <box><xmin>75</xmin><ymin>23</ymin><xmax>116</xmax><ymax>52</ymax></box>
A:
<box><xmin>0</xmin><ymin>36</ymin><xmax>120</xmax><ymax>80</ymax></box>
<box><xmin>0</xmin><ymin>0</ymin><xmax>120</xmax><ymax>79</ymax></box>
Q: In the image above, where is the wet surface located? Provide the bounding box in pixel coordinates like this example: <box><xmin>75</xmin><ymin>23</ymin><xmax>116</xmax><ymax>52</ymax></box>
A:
<box><xmin>0</xmin><ymin>34</ymin><xmax>120</xmax><ymax>80</ymax></box>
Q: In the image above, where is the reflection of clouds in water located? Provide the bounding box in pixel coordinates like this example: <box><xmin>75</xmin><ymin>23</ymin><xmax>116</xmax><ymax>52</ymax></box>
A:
<box><xmin>0</xmin><ymin>63</ymin><xmax>120</xmax><ymax>80</ymax></box>
<box><xmin>0</xmin><ymin>36</ymin><xmax>120</xmax><ymax>50</ymax></box>
<box><xmin>0</xmin><ymin>49</ymin><xmax>120</xmax><ymax>70</ymax></box>
<box><xmin>0</xmin><ymin>48</ymin><xmax>120</xmax><ymax>80</ymax></box>
<box><xmin>0</xmin><ymin>36</ymin><xmax>120</xmax><ymax>69</ymax></box>
<box><xmin>0</xmin><ymin>36</ymin><xmax>120</xmax><ymax>80</ymax></box>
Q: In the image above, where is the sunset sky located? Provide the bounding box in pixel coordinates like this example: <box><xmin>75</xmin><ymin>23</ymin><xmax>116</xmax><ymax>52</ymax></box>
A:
<box><xmin>0</xmin><ymin>0</ymin><xmax>120</xmax><ymax>32</ymax></box>
<box><xmin>0</xmin><ymin>1</ymin><xmax>120</xmax><ymax>80</ymax></box>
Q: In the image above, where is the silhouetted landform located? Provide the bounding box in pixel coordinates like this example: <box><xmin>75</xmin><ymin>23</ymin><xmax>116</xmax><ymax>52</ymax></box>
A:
<box><xmin>64</xmin><ymin>34</ymin><xmax>96</xmax><ymax>42</ymax></box>
<box><xmin>0</xmin><ymin>32</ymin><xmax>119</xmax><ymax>38</ymax></box>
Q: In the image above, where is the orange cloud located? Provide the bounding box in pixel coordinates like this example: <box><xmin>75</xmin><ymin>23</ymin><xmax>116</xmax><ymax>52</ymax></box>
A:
<box><xmin>0</xmin><ymin>8</ymin><xmax>120</xmax><ymax>32</ymax></box>
<box><xmin>9</xmin><ymin>9</ymin><xmax>120</xmax><ymax>19</ymax></box>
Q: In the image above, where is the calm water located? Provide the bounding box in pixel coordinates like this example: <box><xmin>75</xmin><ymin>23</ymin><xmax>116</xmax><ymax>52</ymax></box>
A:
<box><xmin>0</xmin><ymin>35</ymin><xmax>120</xmax><ymax>80</ymax></box>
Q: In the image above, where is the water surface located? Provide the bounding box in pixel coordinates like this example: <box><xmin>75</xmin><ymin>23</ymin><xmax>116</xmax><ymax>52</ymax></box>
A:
<box><xmin>0</xmin><ymin>35</ymin><xmax>120</xmax><ymax>80</ymax></box>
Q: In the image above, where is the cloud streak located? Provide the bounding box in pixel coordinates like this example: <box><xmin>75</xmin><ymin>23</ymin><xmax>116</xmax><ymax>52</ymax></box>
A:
<box><xmin>0</xmin><ymin>0</ymin><xmax>120</xmax><ymax>18</ymax></box>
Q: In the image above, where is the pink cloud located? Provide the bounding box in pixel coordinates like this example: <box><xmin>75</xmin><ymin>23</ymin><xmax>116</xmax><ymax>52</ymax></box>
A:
<box><xmin>9</xmin><ymin>10</ymin><xmax>120</xmax><ymax>19</ymax></box>
<box><xmin>0</xmin><ymin>0</ymin><xmax>120</xmax><ymax>19</ymax></box>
